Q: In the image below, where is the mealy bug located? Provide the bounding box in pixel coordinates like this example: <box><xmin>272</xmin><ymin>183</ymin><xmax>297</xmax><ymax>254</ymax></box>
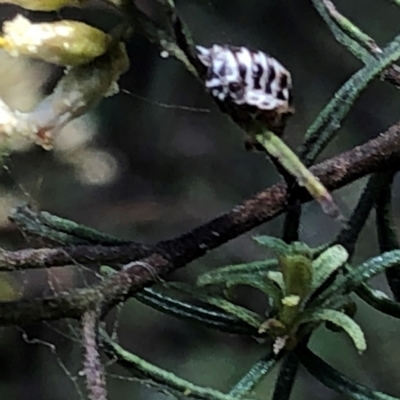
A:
<box><xmin>197</xmin><ymin>44</ymin><xmax>294</xmax><ymax>143</ymax></box>
<box><xmin>197</xmin><ymin>44</ymin><xmax>342</xmax><ymax>220</ymax></box>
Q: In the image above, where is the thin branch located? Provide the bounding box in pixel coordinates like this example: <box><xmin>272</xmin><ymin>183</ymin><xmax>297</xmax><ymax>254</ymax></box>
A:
<box><xmin>1</xmin><ymin>121</ymin><xmax>400</xmax><ymax>325</ymax></box>
<box><xmin>2</xmin><ymin>120</ymin><xmax>400</xmax><ymax>271</ymax></box>
<box><xmin>271</xmin><ymin>353</ymin><xmax>299</xmax><ymax>400</ymax></box>
<box><xmin>297</xmin><ymin>346</ymin><xmax>399</xmax><ymax>399</ymax></box>
<box><xmin>82</xmin><ymin>309</ymin><xmax>107</xmax><ymax>400</ymax></box>
<box><xmin>335</xmin><ymin>172</ymin><xmax>395</xmax><ymax>257</ymax></box>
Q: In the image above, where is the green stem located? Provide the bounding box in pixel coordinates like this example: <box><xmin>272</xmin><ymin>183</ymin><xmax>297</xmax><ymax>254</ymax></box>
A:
<box><xmin>101</xmin><ymin>330</ymin><xmax>246</xmax><ymax>400</ymax></box>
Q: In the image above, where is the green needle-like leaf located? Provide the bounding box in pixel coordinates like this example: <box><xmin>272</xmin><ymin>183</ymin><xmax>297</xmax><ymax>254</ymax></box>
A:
<box><xmin>300</xmin><ymin>31</ymin><xmax>400</xmax><ymax>166</ymax></box>
<box><xmin>197</xmin><ymin>259</ymin><xmax>278</xmax><ymax>287</ymax></box>
<box><xmin>315</xmin><ymin>250</ymin><xmax>400</xmax><ymax>307</ymax></box>
<box><xmin>299</xmin><ymin>309</ymin><xmax>366</xmax><ymax>353</ymax></box>
<box><xmin>186</xmin><ymin>294</ymin><xmax>263</xmax><ymax>329</ymax></box>
<box><xmin>253</xmin><ymin>235</ymin><xmax>291</xmax><ymax>254</ymax></box>
<box><xmin>229</xmin><ymin>352</ymin><xmax>279</xmax><ymax>398</ymax></box>
<box><xmin>224</xmin><ymin>276</ymin><xmax>283</xmax><ymax>309</ymax></box>
<box><xmin>267</xmin><ymin>271</ymin><xmax>286</xmax><ymax>292</ymax></box>
<box><xmin>310</xmin><ymin>245</ymin><xmax>348</xmax><ymax>292</ymax></box>
<box><xmin>136</xmin><ymin>287</ymin><xmax>258</xmax><ymax>336</ymax></box>
<box><xmin>100</xmin><ymin>268</ymin><xmax>258</xmax><ymax>336</ymax></box>
<box><xmin>165</xmin><ymin>283</ymin><xmax>264</xmax><ymax>329</ymax></box>
<box><xmin>255</xmin><ymin>131</ymin><xmax>342</xmax><ymax>220</ymax></box>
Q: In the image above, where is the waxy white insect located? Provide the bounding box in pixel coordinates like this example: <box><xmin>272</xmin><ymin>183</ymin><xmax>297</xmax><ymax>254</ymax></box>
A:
<box><xmin>197</xmin><ymin>44</ymin><xmax>292</xmax><ymax>113</ymax></box>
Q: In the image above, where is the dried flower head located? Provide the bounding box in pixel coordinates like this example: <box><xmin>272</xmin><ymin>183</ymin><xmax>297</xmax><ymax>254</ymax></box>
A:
<box><xmin>197</xmin><ymin>44</ymin><xmax>294</xmax><ymax>139</ymax></box>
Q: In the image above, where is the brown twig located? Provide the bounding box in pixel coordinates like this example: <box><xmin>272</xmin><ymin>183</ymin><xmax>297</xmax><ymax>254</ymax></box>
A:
<box><xmin>82</xmin><ymin>309</ymin><xmax>107</xmax><ymax>400</ymax></box>
<box><xmin>0</xmin><ymin>121</ymin><xmax>400</xmax><ymax>326</ymax></box>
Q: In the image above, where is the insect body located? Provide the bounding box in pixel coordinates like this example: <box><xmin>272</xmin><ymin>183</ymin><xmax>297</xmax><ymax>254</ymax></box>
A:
<box><xmin>197</xmin><ymin>44</ymin><xmax>342</xmax><ymax>220</ymax></box>
<box><xmin>197</xmin><ymin>44</ymin><xmax>294</xmax><ymax>144</ymax></box>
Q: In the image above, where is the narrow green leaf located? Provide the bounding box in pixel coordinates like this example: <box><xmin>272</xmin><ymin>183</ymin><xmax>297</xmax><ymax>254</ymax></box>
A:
<box><xmin>165</xmin><ymin>283</ymin><xmax>264</xmax><ymax>329</ymax></box>
<box><xmin>267</xmin><ymin>271</ymin><xmax>285</xmax><ymax>292</ymax></box>
<box><xmin>193</xmin><ymin>295</ymin><xmax>263</xmax><ymax>329</ymax></box>
<box><xmin>298</xmin><ymin>347</ymin><xmax>400</xmax><ymax>400</ymax></box>
<box><xmin>253</xmin><ymin>235</ymin><xmax>290</xmax><ymax>254</ymax></box>
<box><xmin>309</xmin><ymin>0</ymin><xmax>374</xmax><ymax>62</ymax></box>
<box><xmin>315</xmin><ymin>250</ymin><xmax>400</xmax><ymax>307</ymax></box>
<box><xmin>299</xmin><ymin>309</ymin><xmax>366</xmax><ymax>353</ymax></box>
<box><xmin>229</xmin><ymin>352</ymin><xmax>279</xmax><ymax>397</ymax></box>
<box><xmin>310</xmin><ymin>245</ymin><xmax>348</xmax><ymax>292</ymax></box>
<box><xmin>100</xmin><ymin>268</ymin><xmax>258</xmax><ymax>335</ymax></box>
<box><xmin>255</xmin><ymin>131</ymin><xmax>342</xmax><ymax>220</ymax></box>
<box><xmin>197</xmin><ymin>259</ymin><xmax>278</xmax><ymax>287</ymax></box>
<box><xmin>224</xmin><ymin>276</ymin><xmax>283</xmax><ymax>309</ymax></box>
<box><xmin>10</xmin><ymin>205</ymin><xmax>132</xmax><ymax>246</ymax></box>
<box><xmin>136</xmin><ymin>287</ymin><xmax>258</xmax><ymax>336</ymax></box>
<box><xmin>300</xmin><ymin>32</ymin><xmax>400</xmax><ymax>166</ymax></box>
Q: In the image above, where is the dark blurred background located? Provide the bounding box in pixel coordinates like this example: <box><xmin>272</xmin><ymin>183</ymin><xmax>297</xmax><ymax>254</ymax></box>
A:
<box><xmin>0</xmin><ymin>0</ymin><xmax>400</xmax><ymax>399</ymax></box>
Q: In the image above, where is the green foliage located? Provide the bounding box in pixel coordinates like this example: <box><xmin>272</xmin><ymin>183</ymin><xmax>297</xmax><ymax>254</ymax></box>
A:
<box><xmin>2</xmin><ymin>0</ymin><xmax>400</xmax><ymax>399</ymax></box>
<box><xmin>97</xmin><ymin>225</ymin><xmax>400</xmax><ymax>396</ymax></box>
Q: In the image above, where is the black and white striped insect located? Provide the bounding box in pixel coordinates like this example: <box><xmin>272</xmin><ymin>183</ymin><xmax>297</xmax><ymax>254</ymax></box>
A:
<box><xmin>197</xmin><ymin>44</ymin><xmax>292</xmax><ymax>110</ymax></box>
<box><xmin>196</xmin><ymin>44</ymin><xmax>294</xmax><ymax>139</ymax></box>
